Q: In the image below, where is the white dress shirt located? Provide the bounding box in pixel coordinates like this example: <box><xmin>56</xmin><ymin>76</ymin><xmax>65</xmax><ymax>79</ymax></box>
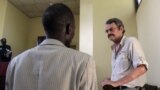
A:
<box><xmin>6</xmin><ymin>39</ymin><xmax>97</xmax><ymax>90</ymax></box>
<box><xmin>111</xmin><ymin>36</ymin><xmax>148</xmax><ymax>88</ymax></box>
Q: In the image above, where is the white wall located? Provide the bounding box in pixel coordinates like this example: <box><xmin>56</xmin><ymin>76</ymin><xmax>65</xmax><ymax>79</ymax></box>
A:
<box><xmin>79</xmin><ymin>0</ymin><xmax>93</xmax><ymax>55</ymax></box>
<box><xmin>93</xmin><ymin>0</ymin><xmax>137</xmax><ymax>90</ymax></box>
<box><xmin>136</xmin><ymin>0</ymin><xmax>160</xmax><ymax>87</ymax></box>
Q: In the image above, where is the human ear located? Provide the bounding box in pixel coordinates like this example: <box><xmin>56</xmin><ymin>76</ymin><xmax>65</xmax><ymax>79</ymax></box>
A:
<box><xmin>65</xmin><ymin>24</ymin><xmax>71</xmax><ymax>35</ymax></box>
<box><xmin>64</xmin><ymin>24</ymin><xmax>74</xmax><ymax>47</ymax></box>
<box><xmin>65</xmin><ymin>24</ymin><xmax>74</xmax><ymax>41</ymax></box>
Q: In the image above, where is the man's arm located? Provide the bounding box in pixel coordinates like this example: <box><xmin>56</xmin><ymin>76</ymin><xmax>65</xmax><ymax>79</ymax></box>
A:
<box><xmin>101</xmin><ymin>37</ymin><xmax>148</xmax><ymax>87</ymax></box>
<box><xmin>101</xmin><ymin>64</ymin><xmax>147</xmax><ymax>87</ymax></box>
<box><xmin>112</xmin><ymin>38</ymin><xmax>148</xmax><ymax>87</ymax></box>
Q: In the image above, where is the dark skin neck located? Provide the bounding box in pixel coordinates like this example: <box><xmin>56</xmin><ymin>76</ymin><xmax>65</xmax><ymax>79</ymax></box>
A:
<box><xmin>46</xmin><ymin>32</ymin><xmax>66</xmax><ymax>45</ymax></box>
<box><xmin>45</xmin><ymin>24</ymin><xmax>73</xmax><ymax>48</ymax></box>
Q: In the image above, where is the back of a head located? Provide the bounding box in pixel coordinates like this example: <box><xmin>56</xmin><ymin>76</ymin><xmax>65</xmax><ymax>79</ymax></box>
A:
<box><xmin>42</xmin><ymin>3</ymin><xmax>74</xmax><ymax>38</ymax></box>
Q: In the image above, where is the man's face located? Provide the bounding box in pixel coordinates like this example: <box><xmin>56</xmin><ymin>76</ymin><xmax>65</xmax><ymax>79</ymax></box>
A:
<box><xmin>105</xmin><ymin>23</ymin><xmax>124</xmax><ymax>43</ymax></box>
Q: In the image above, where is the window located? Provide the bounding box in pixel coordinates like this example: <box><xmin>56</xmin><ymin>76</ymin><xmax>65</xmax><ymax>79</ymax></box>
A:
<box><xmin>137</xmin><ymin>0</ymin><xmax>142</xmax><ymax>5</ymax></box>
<box><xmin>135</xmin><ymin>0</ymin><xmax>142</xmax><ymax>11</ymax></box>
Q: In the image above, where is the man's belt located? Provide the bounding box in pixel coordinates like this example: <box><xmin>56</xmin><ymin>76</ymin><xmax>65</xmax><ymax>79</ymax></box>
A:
<box><xmin>113</xmin><ymin>86</ymin><xmax>143</xmax><ymax>90</ymax></box>
<box><xmin>103</xmin><ymin>85</ymin><xmax>143</xmax><ymax>90</ymax></box>
<box><xmin>112</xmin><ymin>86</ymin><xmax>128</xmax><ymax>89</ymax></box>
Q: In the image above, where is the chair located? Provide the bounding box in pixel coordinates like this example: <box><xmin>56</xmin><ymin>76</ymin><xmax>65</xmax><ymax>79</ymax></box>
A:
<box><xmin>0</xmin><ymin>61</ymin><xmax>9</xmax><ymax>76</ymax></box>
<box><xmin>103</xmin><ymin>85</ymin><xmax>113</xmax><ymax>90</ymax></box>
<box><xmin>0</xmin><ymin>61</ymin><xmax>9</xmax><ymax>90</ymax></box>
<box><xmin>144</xmin><ymin>84</ymin><xmax>158</xmax><ymax>90</ymax></box>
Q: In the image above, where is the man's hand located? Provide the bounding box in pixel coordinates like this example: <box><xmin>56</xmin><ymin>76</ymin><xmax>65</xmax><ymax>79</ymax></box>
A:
<box><xmin>101</xmin><ymin>79</ymin><xmax>119</xmax><ymax>87</ymax></box>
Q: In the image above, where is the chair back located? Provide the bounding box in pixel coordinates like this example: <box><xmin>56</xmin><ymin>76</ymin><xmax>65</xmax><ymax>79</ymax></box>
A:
<box><xmin>0</xmin><ymin>62</ymin><xmax>9</xmax><ymax>76</ymax></box>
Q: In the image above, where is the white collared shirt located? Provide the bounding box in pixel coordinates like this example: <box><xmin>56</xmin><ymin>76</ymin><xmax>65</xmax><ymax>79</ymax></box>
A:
<box><xmin>111</xmin><ymin>36</ymin><xmax>148</xmax><ymax>87</ymax></box>
<box><xmin>6</xmin><ymin>39</ymin><xmax>97</xmax><ymax>90</ymax></box>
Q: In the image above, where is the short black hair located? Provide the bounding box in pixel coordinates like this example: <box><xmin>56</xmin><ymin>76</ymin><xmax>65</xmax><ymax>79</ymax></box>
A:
<box><xmin>106</xmin><ymin>18</ymin><xmax>124</xmax><ymax>28</ymax></box>
<box><xmin>42</xmin><ymin>3</ymin><xmax>74</xmax><ymax>36</ymax></box>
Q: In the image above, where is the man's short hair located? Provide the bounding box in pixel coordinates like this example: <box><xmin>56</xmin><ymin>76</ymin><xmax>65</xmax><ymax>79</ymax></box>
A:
<box><xmin>42</xmin><ymin>3</ymin><xmax>74</xmax><ymax>35</ymax></box>
<box><xmin>106</xmin><ymin>18</ymin><xmax>124</xmax><ymax>28</ymax></box>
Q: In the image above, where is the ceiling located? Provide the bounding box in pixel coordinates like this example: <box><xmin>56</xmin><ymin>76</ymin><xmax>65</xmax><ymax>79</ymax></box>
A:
<box><xmin>8</xmin><ymin>0</ymin><xmax>80</xmax><ymax>18</ymax></box>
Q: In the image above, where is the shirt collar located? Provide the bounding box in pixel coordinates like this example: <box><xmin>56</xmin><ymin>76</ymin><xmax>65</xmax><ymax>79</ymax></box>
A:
<box><xmin>119</xmin><ymin>35</ymin><xmax>126</xmax><ymax>46</ymax></box>
<box><xmin>111</xmin><ymin>35</ymin><xmax>126</xmax><ymax>50</ymax></box>
<box><xmin>39</xmin><ymin>39</ymin><xmax>65</xmax><ymax>47</ymax></box>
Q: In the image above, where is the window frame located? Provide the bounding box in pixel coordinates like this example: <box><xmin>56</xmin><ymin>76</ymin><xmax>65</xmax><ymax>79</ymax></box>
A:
<box><xmin>135</xmin><ymin>0</ymin><xmax>142</xmax><ymax>11</ymax></box>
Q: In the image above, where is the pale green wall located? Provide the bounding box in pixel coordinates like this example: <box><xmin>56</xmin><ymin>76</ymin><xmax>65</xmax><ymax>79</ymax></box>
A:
<box><xmin>3</xmin><ymin>1</ymin><xmax>29</xmax><ymax>57</ymax></box>
<box><xmin>0</xmin><ymin>0</ymin><xmax>7</xmax><ymax>38</ymax></box>
<box><xmin>93</xmin><ymin>0</ymin><xmax>137</xmax><ymax>90</ymax></box>
<box><xmin>136</xmin><ymin>0</ymin><xmax>160</xmax><ymax>87</ymax></box>
<box><xmin>27</xmin><ymin>17</ymin><xmax>44</xmax><ymax>48</ymax></box>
